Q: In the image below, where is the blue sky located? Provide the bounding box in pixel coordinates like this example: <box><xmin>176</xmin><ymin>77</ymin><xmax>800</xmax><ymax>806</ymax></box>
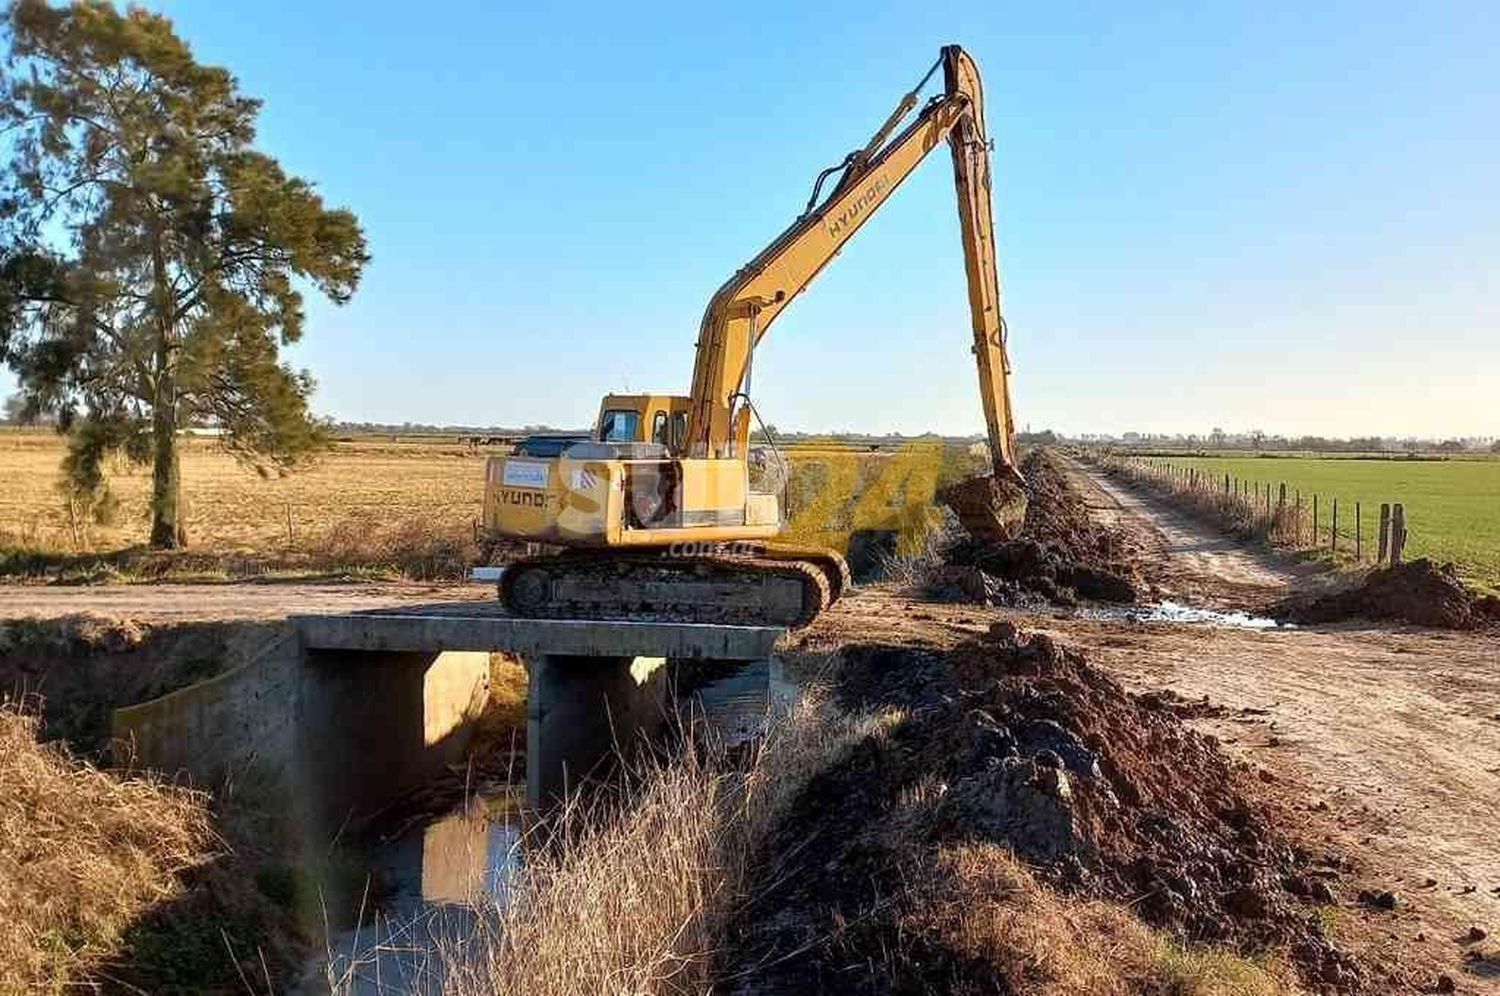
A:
<box><xmin>11</xmin><ymin>1</ymin><xmax>1499</xmax><ymax>437</ymax></box>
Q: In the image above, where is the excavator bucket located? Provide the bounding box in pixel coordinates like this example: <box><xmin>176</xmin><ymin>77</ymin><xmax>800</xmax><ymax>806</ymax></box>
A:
<box><xmin>939</xmin><ymin>472</ymin><xmax>1028</xmax><ymax>545</ymax></box>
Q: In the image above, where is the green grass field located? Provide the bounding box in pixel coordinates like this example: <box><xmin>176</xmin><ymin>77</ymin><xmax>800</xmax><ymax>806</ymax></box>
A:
<box><xmin>1165</xmin><ymin>455</ymin><xmax>1500</xmax><ymax>590</ymax></box>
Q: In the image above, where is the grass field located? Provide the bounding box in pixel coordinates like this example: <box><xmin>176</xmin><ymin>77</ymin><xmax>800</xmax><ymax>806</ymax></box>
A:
<box><xmin>1165</xmin><ymin>454</ymin><xmax>1500</xmax><ymax>588</ymax></box>
<box><xmin>0</xmin><ymin>428</ymin><xmax>985</xmax><ymax>578</ymax></box>
<box><xmin>0</xmin><ymin>428</ymin><xmax>486</xmax><ymax>576</ymax></box>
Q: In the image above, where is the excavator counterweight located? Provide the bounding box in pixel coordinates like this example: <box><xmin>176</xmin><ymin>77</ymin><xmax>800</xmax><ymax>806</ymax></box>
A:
<box><xmin>483</xmin><ymin>45</ymin><xmax>1023</xmax><ymax>627</ymax></box>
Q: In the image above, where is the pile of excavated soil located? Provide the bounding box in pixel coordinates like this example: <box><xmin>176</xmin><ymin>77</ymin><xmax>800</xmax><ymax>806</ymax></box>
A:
<box><xmin>725</xmin><ymin>624</ymin><xmax>1362</xmax><ymax>993</ymax></box>
<box><xmin>933</xmin><ymin>449</ymin><xmax>1143</xmax><ymax>606</ymax></box>
<box><xmin>1273</xmin><ymin>559</ymin><xmax>1500</xmax><ymax>630</ymax></box>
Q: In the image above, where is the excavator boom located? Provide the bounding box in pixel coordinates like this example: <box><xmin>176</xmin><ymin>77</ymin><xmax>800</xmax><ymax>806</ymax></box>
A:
<box><xmin>686</xmin><ymin>46</ymin><xmax>1022</xmax><ymax>506</ymax></box>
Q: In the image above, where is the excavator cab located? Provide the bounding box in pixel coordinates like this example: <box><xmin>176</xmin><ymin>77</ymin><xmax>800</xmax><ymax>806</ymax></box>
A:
<box><xmin>482</xmin><ymin>389</ymin><xmax>783</xmax><ymax>549</ymax></box>
<box><xmin>593</xmin><ymin>394</ymin><xmax>692</xmax><ymax>454</ymax></box>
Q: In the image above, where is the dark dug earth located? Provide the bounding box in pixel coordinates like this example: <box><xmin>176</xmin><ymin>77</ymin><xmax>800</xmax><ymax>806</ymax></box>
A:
<box><xmin>934</xmin><ymin>450</ymin><xmax>1148</xmax><ymax>607</ymax></box>
<box><xmin>1273</xmin><ymin>559</ymin><xmax>1500</xmax><ymax>630</ymax></box>
<box><xmin>726</xmin><ymin>623</ymin><xmax>1361</xmax><ymax>994</ymax></box>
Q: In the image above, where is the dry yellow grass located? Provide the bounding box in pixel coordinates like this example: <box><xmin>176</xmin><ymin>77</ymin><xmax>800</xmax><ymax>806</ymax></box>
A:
<box><xmin>442</xmin><ymin>690</ymin><xmax>887</xmax><ymax>996</ymax></box>
<box><xmin>921</xmin><ymin>843</ymin><xmax>1300</xmax><ymax>996</ymax></box>
<box><xmin>0</xmin><ymin>706</ymin><xmax>216</xmax><ymax>993</ymax></box>
<box><xmin>0</xmin><ymin>428</ymin><xmax>482</xmax><ymax>554</ymax></box>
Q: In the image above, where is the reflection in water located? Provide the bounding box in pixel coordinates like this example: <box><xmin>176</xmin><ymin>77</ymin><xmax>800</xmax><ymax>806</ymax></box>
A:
<box><xmin>308</xmin><ymin>794</ymin><xmax>520</xmax><ymax>995</ymax></box>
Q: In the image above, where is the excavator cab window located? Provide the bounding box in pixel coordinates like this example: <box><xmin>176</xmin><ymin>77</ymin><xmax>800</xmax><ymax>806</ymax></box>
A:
<box><xmin>651</xmin><ymin>412</ymin><xmax>669</xmax><ymax>446</ymax></box>
<box><xmin>598</xmin><ymin>410</ymin><xmax>640</xmax><ymax>443</ymax></box>
<box><xmin>671</xmin><ymin>413</ymin><xmax>688</xmax><ymax>453</ymax></box>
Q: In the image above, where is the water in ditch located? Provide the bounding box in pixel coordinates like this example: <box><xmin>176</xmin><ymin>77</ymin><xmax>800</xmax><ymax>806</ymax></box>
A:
<box><xmin>1083</xmin><ymin>600</ymin><xmax>1289</xmax><ymax>630</ymax></box>
<box><xmin>296</xmin><ymin>789</ymin><xmax>522</xmax><ymax>995</ymax></box>
<box><xmin>294</xmin><ymin>659</ymin><xmax>788</xmax><ymax>995</ymax></box>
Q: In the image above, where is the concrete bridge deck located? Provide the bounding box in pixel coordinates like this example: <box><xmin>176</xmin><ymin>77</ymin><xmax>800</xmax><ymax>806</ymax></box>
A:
<box><xmin>116</xmin><ymin>602</ymin><xmax>786</xmax><ymax>834</ymax></box>
<box><xmin>292</xmin><ymin>604</ymin><xmax>781</xmax><ymax>660</ymax></box>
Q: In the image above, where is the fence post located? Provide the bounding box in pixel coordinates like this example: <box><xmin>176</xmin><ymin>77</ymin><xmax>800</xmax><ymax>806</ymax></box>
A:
<box><xmin>1224</xmin><ymin>473</ymin><xmax>1230</xmax><ymax>495</ymax></box>
<box><xmin>1313</xmin><ymin>494</ymin><xmax>1319</xmax><ymax>546</ymax></box>
<box><xmin>1331</xmin><ymin>497</ymin><xmax>1338</xmax><ymax>551</ymax></box>
<box><xmin>1378</xmin><ymin>503</ymin><xmax>1391</xmax><ymax>563</ymax></box>
<box><xmin>1386</xmin><ymin>501</ymin><xmax>1398</xmax><ymax>564</ymax></box>
<box><xmin>1355</xmin><ymin>502</ymin><xmax>1361</xmax><ymax>561</ymax></box>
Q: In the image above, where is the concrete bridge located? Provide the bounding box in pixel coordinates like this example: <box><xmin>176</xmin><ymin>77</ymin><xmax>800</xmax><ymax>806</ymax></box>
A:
<box><xmin>113</xmin><ymin>601</ymin><xmax>782</xmax><ymax>837</ymax></box>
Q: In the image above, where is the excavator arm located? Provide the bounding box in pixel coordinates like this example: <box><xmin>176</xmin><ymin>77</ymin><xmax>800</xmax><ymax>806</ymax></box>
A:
<box><xmin>487</xmin><ymin>45</ymin><xmax>1022</xmax><ymax>629</ymax></box>
<box><xmin>686</xmin><ymin>45</ymin><xmax>1021</xmax><ymax>490</ymax></box>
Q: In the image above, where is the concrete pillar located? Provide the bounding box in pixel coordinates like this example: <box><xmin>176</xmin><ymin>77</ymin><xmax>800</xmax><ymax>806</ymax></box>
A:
<box><xmin>297</xmin><ymin>649</ymin><xmax>491</xmax><ymax>836</ymax></box>
<box><xmin>526</xmin><ymin>654</ymin><xmax>669</xmax><ymax>807</ymax></box>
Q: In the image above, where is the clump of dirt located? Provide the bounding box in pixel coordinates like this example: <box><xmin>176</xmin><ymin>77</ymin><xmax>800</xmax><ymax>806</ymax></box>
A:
<box><xmin>1273</xmin><ymin>559</ymin><xmax>1500</xmax><ymax>630</ymax></box>
<box><xmin>725</xmin><ymin>624</ymin><xmax>1361</xmax><ymax>993</ymax></box>
<box><xmin>933</xmin><ymin>449</ymin><xmax>1143</xmax><ymax>606</ymax></box>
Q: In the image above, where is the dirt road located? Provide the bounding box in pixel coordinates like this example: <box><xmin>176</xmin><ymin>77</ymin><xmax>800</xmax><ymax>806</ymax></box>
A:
<box><xmin>0</xmin><ymin>579</ymin><xmax>492</xmax><ymax>621</ymax></box>
<box><xmin>1064</xmin><ymin>459</ymin><xmax>1500</xmax><ymax>990</ymax></box>
<box><xmin>794</xmin><ymin>460</ymin><xmax>1500</xmax><ymax>989</ymax></box>
<box><xmin>1071</xmin><ymin>458</ymin><xmax>1312</xmax><ymax>609</ymax></box>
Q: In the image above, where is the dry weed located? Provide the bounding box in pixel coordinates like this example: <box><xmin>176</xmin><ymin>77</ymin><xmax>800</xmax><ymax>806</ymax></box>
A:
<box><xmin>310</xmin><ymin>511</ymin><xmax>478</xmax><ymax>579</ymax></box>
<box><xmin>441</xmin><ymin>689</ymin><xmax>877</xmax><ymax>996</ymax></box>
<box><xmin>918</xmin><ymin>842</ymin><xmax>1302</xmax><ymax>996</ymax></box>
<box><xmin>0</xmin><ymin>706</ymin><xmax>216</xmax><ymax>992</ymax></box>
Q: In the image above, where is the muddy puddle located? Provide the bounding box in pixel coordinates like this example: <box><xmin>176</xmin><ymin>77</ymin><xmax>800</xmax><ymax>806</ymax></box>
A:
<box><xmin>1083</xmin><ymin>600</ymin><xmax>1288</xmax><ymax>630</ymax></box>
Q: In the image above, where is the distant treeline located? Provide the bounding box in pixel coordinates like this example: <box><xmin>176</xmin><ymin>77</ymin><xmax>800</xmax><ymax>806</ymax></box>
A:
<box><xmin>325</xmin><ymin>420</ymin><xmax>583</xmax><ymax>436</ymax></box>
<box><xmin>1101</xmin><ymin>435</ymin><xmax>1499</xmax><ymax>455</ymax></box>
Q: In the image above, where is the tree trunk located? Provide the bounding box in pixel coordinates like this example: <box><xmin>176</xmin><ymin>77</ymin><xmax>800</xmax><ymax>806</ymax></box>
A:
<box><xmin>148</xmin><ymin>351</ymin><xmax>182</xmax><ymax>548</ymax></box>
<box><xmin>148</xmin><ymin>225</ymin><xmax>183</xmax><ymax>549</ymax></box>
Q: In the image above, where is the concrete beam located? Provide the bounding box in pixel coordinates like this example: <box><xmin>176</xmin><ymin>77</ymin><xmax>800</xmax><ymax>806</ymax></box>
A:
<box><xmin>291</xmin><ymin>612</ymin><xmax>782</xmax><ymax>661</ymax></box>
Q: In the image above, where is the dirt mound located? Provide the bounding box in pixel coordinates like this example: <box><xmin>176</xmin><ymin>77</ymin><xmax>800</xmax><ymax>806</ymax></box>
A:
<box><xmin>1274</xmin><ymin>559</ymin><xmax>1500</xmax><ymax>630</ymax></box>
<box><xmin>934</xmin><ymin>449</ymin><xmax>1142</xmax><ymax>606</ymax></box>
<box><xmin>726</xmin><ymin>624</ymin><xmax>1360</xmax><ymax>993</ymax></box>
<box><xmin>938</xmin><ymin>472</ymin><xmax>1028</xmax><ymax>545</ymax></box>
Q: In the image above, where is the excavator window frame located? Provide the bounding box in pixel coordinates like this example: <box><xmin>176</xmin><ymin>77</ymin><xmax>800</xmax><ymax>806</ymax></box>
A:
<box><xmin>598</xmin><ymin>409</ymin><xmax>640</xmax><ymax>443</ymax></box>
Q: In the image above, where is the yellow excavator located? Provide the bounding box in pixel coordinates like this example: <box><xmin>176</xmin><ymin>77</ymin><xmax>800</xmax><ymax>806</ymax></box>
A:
<box><xmin>482</xmin><ymin>44</ymin><xmax>1025</xmax><ymax>627</ymax></box>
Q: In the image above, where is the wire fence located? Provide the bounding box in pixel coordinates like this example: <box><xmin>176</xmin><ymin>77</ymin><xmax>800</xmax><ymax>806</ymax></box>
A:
<box><xmin>1095</xmin><ymin>453</ymin><xmax>1412</xmax><ymax>566</ymax></box>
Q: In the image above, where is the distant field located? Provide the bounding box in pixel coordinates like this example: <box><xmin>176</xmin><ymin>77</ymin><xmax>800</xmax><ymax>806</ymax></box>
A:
<box><xmin>1167</xmin><ymin>454</ymin><xmax>1500</xmax><ymax>588</ymax></box>
<box><xmin>0</xmin><ymin>429</ymin><xmax>984</xmax><ymax>572</ymax></box>
<box><xmin>0</xmin><ymin>428</ymin><xmax>483</xmax><ymax>557</ymax></box>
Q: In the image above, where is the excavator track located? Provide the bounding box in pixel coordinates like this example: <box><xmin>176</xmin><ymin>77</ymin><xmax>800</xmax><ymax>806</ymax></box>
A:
<box><xmin>500</xmin><ymin>547</ymin><xmax>846</xmax><ymax>629</ymax></box>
